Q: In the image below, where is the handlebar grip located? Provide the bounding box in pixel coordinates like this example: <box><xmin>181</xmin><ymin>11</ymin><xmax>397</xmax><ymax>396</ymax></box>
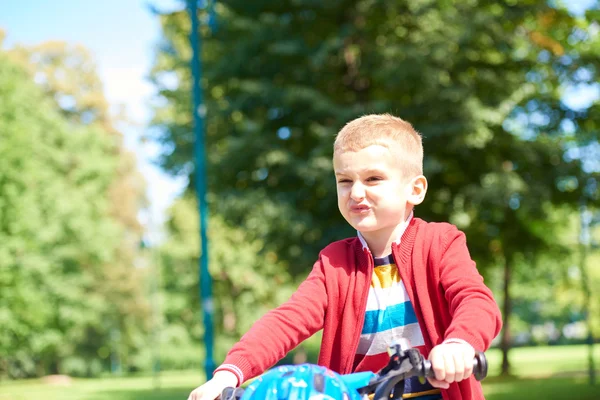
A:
<box><xmin>473</xmin><ymin>351</ymin><xmax>488</xmax><ymax>381</ymax></box>
<box><xmin>424</xmin><ymin>351</ymin><xmax>488</xmax><ymax>381</ymax></box>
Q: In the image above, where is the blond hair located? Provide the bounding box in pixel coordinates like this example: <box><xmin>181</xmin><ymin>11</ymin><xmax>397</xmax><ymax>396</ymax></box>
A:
<box><xmin>333</xmin><ymin>114</ymin><xmax>423</xmax><ymax>178</ymax></box>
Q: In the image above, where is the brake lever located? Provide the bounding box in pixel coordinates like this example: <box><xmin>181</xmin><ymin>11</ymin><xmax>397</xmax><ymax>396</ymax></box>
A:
<box><xmin>219</xmin><ymin>387</ymin><xmax>245</xmax><ymax>400</ymax></box>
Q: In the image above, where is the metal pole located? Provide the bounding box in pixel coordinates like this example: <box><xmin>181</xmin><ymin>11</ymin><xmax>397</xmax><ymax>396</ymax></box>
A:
<box><xmin>187</xmin><ymin>0</ymin><xmax>215</xmax><ymax>378</ymax></box>
<box><xmin>150</xmin><ymin>234</ymin><xmax>161</xmax><ymax>389</ymax></box>
<box><xmin>579</xmin><ymin>199</ymin><xmax>596</xmax><ymax>386</ymax></box>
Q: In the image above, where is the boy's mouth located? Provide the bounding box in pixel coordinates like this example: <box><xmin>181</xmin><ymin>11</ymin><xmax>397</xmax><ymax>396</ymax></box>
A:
<box><xmin>350</xmin><ymin>205</ymin><xmax>370</xmax><ymax>213</ymax></box>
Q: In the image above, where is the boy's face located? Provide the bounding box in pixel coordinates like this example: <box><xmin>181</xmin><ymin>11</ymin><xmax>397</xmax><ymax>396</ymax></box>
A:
<box><xmin>333</xmin><ymin>144</ymin><xmax>423</xmax><ymax>240</ymax></box>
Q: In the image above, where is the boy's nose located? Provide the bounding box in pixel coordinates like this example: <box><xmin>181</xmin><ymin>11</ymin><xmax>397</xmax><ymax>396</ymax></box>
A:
<box><xmin>350</xmin><ymin>183</ymin><xmax>365</xmax><ymax>201</ymax></box>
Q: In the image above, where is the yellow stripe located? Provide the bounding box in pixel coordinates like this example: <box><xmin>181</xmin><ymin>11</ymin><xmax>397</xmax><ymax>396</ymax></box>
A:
<box><xmin>402</xmin><ymin>389</ymin><xmax>442</xmax><ymax>398</ymax></box>
<box><xmin>371</xmin><ymin>264</ymin><xmax>400</xmax><ymax>289</ymax></box>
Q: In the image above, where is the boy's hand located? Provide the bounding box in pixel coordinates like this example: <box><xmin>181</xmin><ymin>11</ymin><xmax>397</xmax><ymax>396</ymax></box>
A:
<box><xmin>427</xmin><ymin>342</ymin><xmax>475</xmax><ymax>389</ymax></box>
<box><xmin>187</xmin><ymin>370</ymin><xmax>238</xmax><ymax>400</ymax></box>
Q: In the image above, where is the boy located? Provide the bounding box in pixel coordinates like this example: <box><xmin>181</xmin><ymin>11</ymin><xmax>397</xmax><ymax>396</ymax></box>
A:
<box><xmin>188</xmin><ymin>114</ymin><xmax>502</xmax><ymax>400</ymax></box>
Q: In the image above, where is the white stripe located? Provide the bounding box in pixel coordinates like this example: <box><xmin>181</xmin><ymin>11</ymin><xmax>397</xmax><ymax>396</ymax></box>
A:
<box><xmin>365</xmin><ymin>282</ymin><xmax>410</xmax><ymax>311</ymax></box>
<box><xmin>218</xmin><ymin>364</ymin><xmax>244</xmax><ymax>385</ymax></box>
<box><xmin>356</xmin><ymin>323</ymin><xmax>425</xmax><ymax>356</ymax></box>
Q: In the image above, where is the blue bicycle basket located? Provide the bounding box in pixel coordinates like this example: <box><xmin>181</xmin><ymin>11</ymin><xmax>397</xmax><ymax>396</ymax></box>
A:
<box><xmin>240</xmin><ymin>364</ymin><xmax>362</xmax><ymax>400</ymax></box>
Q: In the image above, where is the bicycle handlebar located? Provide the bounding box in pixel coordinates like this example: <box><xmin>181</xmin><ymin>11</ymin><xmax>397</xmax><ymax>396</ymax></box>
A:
<box><xmin>370</xmin><ymin>350</ymin><xmax>488</xmax><ymax>400</ymax></box>
<box><xmin>218</xmin><ymin>350</ymin><xmax>488</xmax><ymax>400</ymax></box>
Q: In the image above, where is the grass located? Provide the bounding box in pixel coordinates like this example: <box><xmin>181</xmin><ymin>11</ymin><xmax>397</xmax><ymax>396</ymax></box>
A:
<box><xmin>485</xmin><ymin>344</ymin><xmax>600</xmax><ymax>378</ymax></box>
<box><xmin>1</xmin><ymin>345</ymin><xmax>598</xmax><ymax>400</ymax></box>
<box><xmin>484</xmin><ymin>376</ymin><xmax>599</xmax><ymax>400</ymax></box>
<box><xmin>0</xmin><ymin>371</ymin><xmax>203</xmax><ymax>400</ymax></box>
<box><xmin>482</xmin><ymin>344</ymin><xmax>600</xmax><ymax>400</ymax></box>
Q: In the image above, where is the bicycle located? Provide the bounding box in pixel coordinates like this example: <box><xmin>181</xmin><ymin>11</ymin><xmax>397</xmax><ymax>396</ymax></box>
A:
<box><xmin>219</xmin><ymin>339</ymin><xmax>488</xmax><ymax>400</ymax></box>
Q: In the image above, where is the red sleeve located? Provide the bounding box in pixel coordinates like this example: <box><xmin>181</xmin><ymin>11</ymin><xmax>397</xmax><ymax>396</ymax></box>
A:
<box><xmin>215</xmin><ymin>259</ymin><xmax>328</xmax><ymax>385</ymax></box>
<box><xmin>438</xmin><ymin>226</ymin><xmax>502</xmax><ymax>351</ymax></box>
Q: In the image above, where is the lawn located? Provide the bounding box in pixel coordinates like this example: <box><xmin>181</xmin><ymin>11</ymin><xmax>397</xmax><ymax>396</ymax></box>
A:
<box><xmin>485</xmin><ymin>344</ymin><xmax>600</xmax><ymax>378</ymax></box>
<box><xmin>484</xmin><ymin>376</ymin><xmax>599</xmax><ymax>400</ymax></box>
<box><xmin>0</xmin><ymin>371</ymin><xmax>201</xmax><ymax>400</ymax></box>
<box><xmin>1</xmin><ymin>345</ymin><xmax>598</xmax><ymax>400</ymax></box>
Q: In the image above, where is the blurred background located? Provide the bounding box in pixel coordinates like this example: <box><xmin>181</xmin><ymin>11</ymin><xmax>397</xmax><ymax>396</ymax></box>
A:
<box><xmin>1</xmin><ymin>0</ymin><xmax>599</xmax><ymax>399</ymax></box>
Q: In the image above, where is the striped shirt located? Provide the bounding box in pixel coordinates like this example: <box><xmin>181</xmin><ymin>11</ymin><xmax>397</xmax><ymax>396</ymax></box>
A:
<box><xmin>354</xmin><ymin>254</ymin><xmax>441</xmax><ymax>399</ymax></box>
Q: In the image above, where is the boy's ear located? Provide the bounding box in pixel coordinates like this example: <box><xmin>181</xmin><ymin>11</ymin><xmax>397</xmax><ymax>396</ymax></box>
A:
<box><xmin>407</xmin><ymin>175</ymin><xmax>428</xmax><ymax>205</ymax></box>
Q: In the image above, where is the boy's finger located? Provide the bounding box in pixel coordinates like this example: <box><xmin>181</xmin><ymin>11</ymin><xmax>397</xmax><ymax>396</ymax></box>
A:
<box><xmin>443</xmin><ymin>353</ymin><xmax>455</xmax><ymax>383</ymax></box>
<box><xmin>453</xmin><ymin>352</ymin><xmax>465</xmax><ymax>382</ymax></box>
<box><xmin>464</xmin><ymin>352</ymin><xmax>474</xmax><ymax>376</ymax></box>
<box><xmin>188</xmin><ymin>388</ymin><xmax>201</xmax><ymax>400</ymax></box>
<box><xmin>427</xmin><ymin>377</ymin><xmax>450</xmax><ymax>389</ymax></box>
<box><xmin>430</xmin><ymin>352</ymin><xmax>446</xmax><ymax>381</ymax></box>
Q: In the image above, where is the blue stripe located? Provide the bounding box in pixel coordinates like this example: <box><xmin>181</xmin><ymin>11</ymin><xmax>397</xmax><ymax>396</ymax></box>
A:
<box><xmin>361</xmin><ymin>301</ymin><xmax>418</xmax><ymax>334</ymax></box>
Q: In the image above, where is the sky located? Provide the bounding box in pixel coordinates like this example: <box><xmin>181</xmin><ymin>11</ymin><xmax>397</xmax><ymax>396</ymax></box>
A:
<box><xmin>0</xmin><ymin>0</ymin><xmax>187</xmax><ymax>240</ymax></box>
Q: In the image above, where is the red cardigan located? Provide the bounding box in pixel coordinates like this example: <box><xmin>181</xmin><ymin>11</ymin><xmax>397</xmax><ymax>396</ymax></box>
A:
<box><xmin>216</xmin><ymin>218</ymin><xmax>502</xmax><ymax>400</ymax></box>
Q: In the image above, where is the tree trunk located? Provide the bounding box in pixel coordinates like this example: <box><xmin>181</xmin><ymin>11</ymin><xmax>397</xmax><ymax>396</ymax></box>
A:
<box><xmin>49</xmin><ymin>358</ymin><xmax>60</xmax><ymax>375</ymax></box>
<box><xmin>500</xmin><ymin>255</ymin><xmax>512</xmax><ymax>376</ymax></box>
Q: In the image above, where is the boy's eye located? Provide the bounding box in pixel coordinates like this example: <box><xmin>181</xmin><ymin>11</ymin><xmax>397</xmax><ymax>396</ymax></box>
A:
<box><xmin>337</xmin><ymin>179</ymin><xmax>352</xmax><ymax>184</ymax></box>
<box><xmin>367</xmin><ymin>176</ymin><xmax>382</xmax><ymax>182</ymax></box>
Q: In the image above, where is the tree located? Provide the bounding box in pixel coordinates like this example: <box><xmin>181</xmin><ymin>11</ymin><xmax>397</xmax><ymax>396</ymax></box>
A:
<box><xmin>149</xmin><ymin>0</ymin><xmax>599</xmax><ymax>374</ymax></box>
<box><xmin>156</xmin><ymin>195</ymin><xmax>296</xmax><ymax>368</ymax></box>
<box><xmin>5</xmin><ymin>39</ymin><xmax>151</xmax><ymax>374</ymax></box>
<box><xmin>6</xmin><ymin>41</ymin><xmax>112</xmax><ymax>129</ymax></box>
<box><xmin>0</xmin><ymin>38</ymin><xmax>149</xmax><ymax>377</ymax></box>
<box><xmin>0</xmin><ymin>53</ymin><xmax>111</xmax><ymax>376</ymax></box>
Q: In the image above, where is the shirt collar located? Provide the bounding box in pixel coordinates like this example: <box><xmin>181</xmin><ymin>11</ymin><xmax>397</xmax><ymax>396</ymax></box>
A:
<box><xmin>357</xmin><ymin>211</ymin><xmax>414</xmax><ymax>252</ymax></box>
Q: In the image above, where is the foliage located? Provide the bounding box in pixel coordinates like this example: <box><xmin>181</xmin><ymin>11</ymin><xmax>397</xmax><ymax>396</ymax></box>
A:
<box><xmin>148</xmin><ymin>0</ymin><xmax>600</xmax><ymax>374</ymax></box>
<box><xmin>156</xmin><ymin>195</ymin><xmax>297</xmax><ymax>365</ymax></box>
<box><xmin>483</xmin><ymin>205</ymin><xmax>600</xmax><ymax>345</ymax></box>
<box><xmin>6</xmin><ymin>41</ymin><xmax>113</xmax><ymax>129</ymax></box>
<box><xmin>0</xmin><ymin>41</ymin><xmax>148</xmax><ymax>378</ymax></box>
<box><xmin>149</xmin><ymin>0</ymin><xmax>598</xmax><ymax>278</ymax></box>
